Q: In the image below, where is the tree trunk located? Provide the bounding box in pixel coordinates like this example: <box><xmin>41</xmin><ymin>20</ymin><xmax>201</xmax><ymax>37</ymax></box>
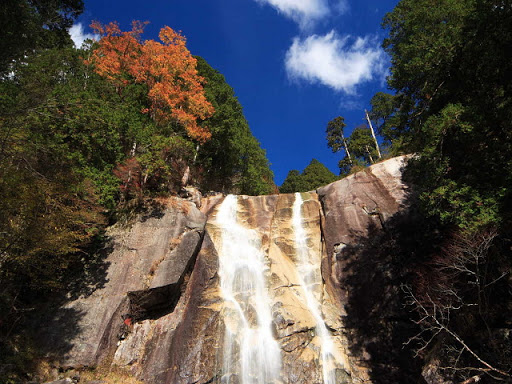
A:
<box><xmin>193</xmin><ymin>144</ymin><xmax>200</xmax><ymax>163</ymax></box>
<box><xmin>130</xmin><ymin>141</ymin><xmax>137</xmax><ymax>157</ymax></box>
<box><xmin>342</xmin><ymin>134</ymin><xmax>353</xmax><ymax>165</ymax></box>
<box><xmin>181</xmin><ymin>144</ymin><xmax>200</xmax><ymax>187</ymax></box>
<box><xmin>365</xmin><ymin>109</ymin><xmax>382</xmax><ymax>159</ymax></box>
<box><xmin>365</xmin><ymin>145</ymin><xmax>375</xmax><ymax>164</ymax></box>
<box><xmin>181</xmin><ymin>166</ymin><xmax>190</xmax><ymax>187</ymax></box>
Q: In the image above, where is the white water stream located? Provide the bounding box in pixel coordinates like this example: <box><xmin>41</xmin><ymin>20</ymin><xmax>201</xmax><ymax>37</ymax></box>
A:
<box><xmin>217</xmin><ymin>195</ymin><xmax>281</xmax><ymax>384</ymax></box>
<box><xmin>293</xmin><ymin>192</ymin><xmax>337</xmax><ymax>384</ymax></box>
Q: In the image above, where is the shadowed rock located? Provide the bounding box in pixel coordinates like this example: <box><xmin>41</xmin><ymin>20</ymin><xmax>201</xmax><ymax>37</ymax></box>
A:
<box><xmin>37</xmin><ymin>199</ymin><xmax>207</xmax><ymax>368</ymax></box>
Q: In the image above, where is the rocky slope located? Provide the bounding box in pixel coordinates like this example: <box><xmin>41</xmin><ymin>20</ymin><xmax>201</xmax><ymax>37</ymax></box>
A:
<box><xmin>38</xmin><ymin>156</ymin><xmax>410</xmax><ymax>384</ymax></box>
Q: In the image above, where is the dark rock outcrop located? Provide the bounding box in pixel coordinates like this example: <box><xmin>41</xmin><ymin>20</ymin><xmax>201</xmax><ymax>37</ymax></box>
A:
<box><xmin>317</xmin><ymin>156</ymin><xmax>412</xmax><ymax>381</ymax></box>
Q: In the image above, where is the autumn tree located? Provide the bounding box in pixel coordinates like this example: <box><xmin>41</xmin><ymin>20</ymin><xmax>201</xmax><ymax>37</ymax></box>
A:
<box><xmin>88</xmin><ymin>21</ymin><xmax>216</xmax><ymax>191</ymax></box>
<box><xmin>89</xmin><ymin>21</ymin><xmax>214</xmax><ymax>143</ymax></box>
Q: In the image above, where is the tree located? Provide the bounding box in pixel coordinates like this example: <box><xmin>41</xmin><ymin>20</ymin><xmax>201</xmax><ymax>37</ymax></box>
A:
<box><xmin>327</xmin><ymin>112</ymin><xmax>385</xmax><ymax>176</ymax></box>
<box><xmin>302</xmin><ymin>159</ymin><xmax>338</xmax><ymax>188</ymax></box>
<box><xmin>326</xmin><ymin>116</ymin><xmax>353</xmax><ymax>165</ymax></box>
<box><xmin>347</xmin><ymin>125</ymin><xmax>378</xmax><ymax>165</ymax></box>
<box><xmin>89</xmin><ymin>21</ymin><xmax>214</xmax><ymax>143</ymax></box>
<box><xmin>195</xmin><ymin>56</ymin><xmax>274</xmax><ymax>195</ymax></box>
<box><xmin>87</xmin><ymin>22</ymin><xmax>223</xmax><ymax>194</ymax></box>
<box><xmin>368</xmin><ymin>92</ymin><xmax>398</xmax><ymax>146</ymax></box>
<box><xmin>404</xmin><ymin>229</ymin><xmax>511</xmax><ymax>382</ymax></box>
<box><xmin>279</xmin><ymin>159</ymin><xmax>337</xmax><ymax>193</ymax></box>
<box><xmin>337</xmin><ymin>156</ymin><xmax>354</xmax><ymax>177</ymax></box>
<box><xmin>0</xmin><ymin>0</ymin><xmax>83</xmax><ymax>75</ymax></box>
<box><xmin>382</xmin><ymin>0</ymin><xmax>512</xmax><ymax>231</ymax></box>
<box><xmin>279</xmin><ymin>170</ymin><xmax>306</xmax><ymax>194</ymax></box>
<box><xmin>365</xmin><ymin>109</ymin><xmax>382</xmax><ymax>160</ymax></box>
<box><xmin>383</xmin><ymin>0</ymin><xmax>475</xmax><ymax>124</ymax></box>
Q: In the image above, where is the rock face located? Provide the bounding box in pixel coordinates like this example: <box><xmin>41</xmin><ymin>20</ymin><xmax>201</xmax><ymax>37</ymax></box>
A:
<box><xmin>39</xmin><ymin>156</ymin><xmax>409</xmax><ymax>384</ymax></box>
<box><xmin>38</xmin><ymin>197</ymin><xmax>207</xmax><ymax>369</ymax></box>
<box><xmin>317</xmin><ymin>156</ymin><xmax>409</xmax><ymax>309</ymax></box>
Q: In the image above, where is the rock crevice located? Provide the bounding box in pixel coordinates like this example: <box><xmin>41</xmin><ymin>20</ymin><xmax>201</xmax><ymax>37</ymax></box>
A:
<box><xmin>127</xmin><ymin>228</ymin><xmax>206</xmax><ymax>321</ymax></box>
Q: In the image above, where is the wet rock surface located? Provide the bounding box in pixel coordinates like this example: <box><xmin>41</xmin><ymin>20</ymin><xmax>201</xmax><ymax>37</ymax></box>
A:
<box><xmin>37</xmin><ymin>156</ymin><xmax>410</xmax><ymax>384</ymax></box>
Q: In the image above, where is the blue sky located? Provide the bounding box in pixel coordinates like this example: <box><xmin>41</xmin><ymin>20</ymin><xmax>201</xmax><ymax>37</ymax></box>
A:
<box><xmin>71</xmin><ymin>0</ymin><xmax>400</xmax><ymax>185</ymax></box>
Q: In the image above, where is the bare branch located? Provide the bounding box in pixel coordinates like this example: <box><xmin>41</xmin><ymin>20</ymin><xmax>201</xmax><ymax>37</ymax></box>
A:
<box><xmin>402</xmin><ymin>285</ymin><xmax>510</xmax><ymax>379</ymax></box>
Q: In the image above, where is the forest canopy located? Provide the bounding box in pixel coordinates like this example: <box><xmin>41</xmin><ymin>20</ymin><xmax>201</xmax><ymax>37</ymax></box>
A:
<box><xmin>363</xmin><ymin>1</ymin><xmax>512</xmax><ymax>381</ymax></box>
<box><xmin>279</xmin><ymin>159</ymin><xmax>338</xmax><ymax>193</ymax></box>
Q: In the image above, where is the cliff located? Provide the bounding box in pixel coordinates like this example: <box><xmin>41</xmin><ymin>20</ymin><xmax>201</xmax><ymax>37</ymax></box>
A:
<box><xmin>38</xmin><ymin>156</ymin><xmax>410</xmax><ymax>384</ymax></box>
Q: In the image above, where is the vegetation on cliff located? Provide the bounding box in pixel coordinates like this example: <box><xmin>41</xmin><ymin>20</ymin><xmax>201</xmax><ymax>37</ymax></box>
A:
<box><xmin>279</xmin><ymin>159</ymin><xmax>338</xmax><ymax>193</ymax></box>
<box><xmin>361</xmin><ymin>0</ymin><xmax>512</xmax><ymax>382</ymax></box>
<box><xmin>0</xmin><ymin>10</ymin><xmax>274</xmax><ymax>381</ymax></box>
<box><xmin>313</xmin><ymin>1</ymin><xmax>512</xmax><ymax>381</ymax></box>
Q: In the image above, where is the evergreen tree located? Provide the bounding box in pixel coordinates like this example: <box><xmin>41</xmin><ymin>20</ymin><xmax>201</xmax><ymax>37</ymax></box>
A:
<box><xmin>279</xmin><ymin>170</ymin><xmax>306</xmax><ymax>194</ymax></box>
<box><xmin>195</xmin><ymin>56</ymin><xmax>274</xmax><ymax>195</ymax></box>
<box><xmin>0</xmin><ymin>0</ymin><xmax>84</xmax><ymax>75</ymax></box>
<box><xmin>381</xmin><ymin>0</ymin><xmax>512</xmax><ymax>231</ymax></box>
<box><xmin>368</xmin><ymin>92</ymin><xmax>399</xmax><ymax>147</ymax></box>
<box><xmin>279</xmin><ymin>159</ymin><xmax>337</xmax><ymax>193</ymax></box>
<box><xmin>326</xmin><ymin>116</ymin><xmax>353</xmax><ymax>165</ymax></box>
<box><xmin>347</xmin><ymin>125</ymin><xmax>379</xmax><ymax>165</ymax></box>
<box><xmin>302</xmin><ymin>159</ymin><xmax>339</xmax><ymax>189</ymax></box>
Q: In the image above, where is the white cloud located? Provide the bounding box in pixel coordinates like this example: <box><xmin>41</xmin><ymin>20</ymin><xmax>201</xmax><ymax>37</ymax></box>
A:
<box><xmin>69</xmin><ymin>23</ymin><xmax>99</xmax><ymax>48</ymax></box>
<box><xmin>255</xmin><ymin>0</ymin><xmax>342</xmax><ymax>28</ymax></box>
<box><xmin>285</xmin><ymin>31</ymin><xmax>387</xmax><ymax>94</ymax></box>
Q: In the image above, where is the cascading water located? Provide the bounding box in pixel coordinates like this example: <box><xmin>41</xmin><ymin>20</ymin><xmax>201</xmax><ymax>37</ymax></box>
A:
<box><xmin>216</xmin><ymin>195</ymin><xmax>281</xmax><ymax>384</ymax></box>
<box><xmin>293</xmin><ymin>192</ymin><xmax>337</xmax><ymax>384</ymax></box>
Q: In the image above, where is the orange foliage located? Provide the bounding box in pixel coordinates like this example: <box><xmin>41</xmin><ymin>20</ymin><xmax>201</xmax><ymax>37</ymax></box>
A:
<box><xmin>89</xmin><ymin>21</ymin><xmax>214</xmax><ymax>142</ymax></box>
<box><xmin>113</xmin><ymin>157</ymin><xmax>142</xmax><ymax>197</ymax></box>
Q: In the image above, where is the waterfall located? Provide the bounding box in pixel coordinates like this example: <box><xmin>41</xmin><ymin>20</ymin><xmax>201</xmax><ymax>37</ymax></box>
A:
<box><xmin>216</xmin><ymin>195</ymin><xmax>281</xmax><ymax>384</ymax></box>
<box><xmin>293</xmin><ymin>192</ymin><xmax>337</xmax><ymax>384</ymax></box>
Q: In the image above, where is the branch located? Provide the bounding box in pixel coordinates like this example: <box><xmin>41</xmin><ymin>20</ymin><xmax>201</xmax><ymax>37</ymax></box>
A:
<box><xmin>441</xmin><ymin>324</ymin><xmax>509</xmax><ymax>378</ymax></box>
<box><xmin>403</xmin><ymin>286</ymin><xmax>510</xmax><ymax>379</ymax></box>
